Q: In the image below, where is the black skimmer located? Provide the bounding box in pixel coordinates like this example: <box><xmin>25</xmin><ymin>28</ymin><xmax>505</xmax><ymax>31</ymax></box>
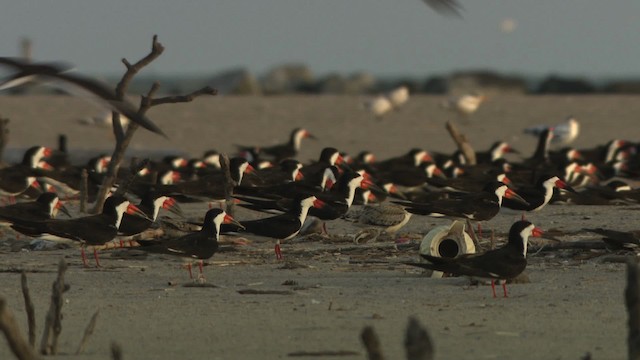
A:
<box><xmin>118</xmin><ymin>193</ymin><xmax>183</xmax><ymax>236</ymax></box>
<box><xmin>12</xmin><ymin>195</ymin><xmax>146</xmax><ymax>267</ymax></box>
<box><xmin>583</xmin><ymin>227</ymin><xmax>640</xmax><ymax>249</ymax></box>
<box><xmin>476</xmin><ymin>141</ymin><xmax>519</xmax><ymax>164</ymax></box>
<box><xmin>369</xmin><ymin>148</ymin><xmax>433</xmax><ymax>174</ymax></box>
<box><xmin>395</xmin><ymin>181</ymin><xmax>528</xmax><ymax>221</ymax></box>
<box><xmin>237</xmin><ymin>128</ymin><xmax>315</xmax><ymax>162</ymax></box>
<box><xmin>376</xmin><ymin>163</ymin><xmax>445</xmax><ymax>188</ymax></box>
<box><xmin>236</xmin><ymin>169</ymin><xmax>370</xmax><ymax>222</ymax></box>
<box><xmin>251</xmin><ymin>159</ymin><xmax>304</xmax><ymax>186</ymax></box>
<box><xmin>551</xmin><ymin>180</ymin><xmax>638</xmax><ymax>205</ymax></box>
<box><xmin>405</xmin><ymin>220</ymin><xmax>544</xmax><ymax>298</ymax></box>
<box><xmin>0</xmin><ymin>146</ymin><xmax>52</xmax><ymax>199</ymax></box>
<box><xmin>137</xmin><ymin>208</ymin><xmax>242</xmax><ymax>280</ymax></box>
<box><xmin>502</xmin><ymin>175</ymin><xmax>573</xmax><ymax>212</ymax></box>
<box><xmin>239</xmin><ymin>195</ymin><xmax>325</xmax><ymax>259</ymax></box>
<box><xmin>0</xmin><ymin>192</ymin><xmax>70</xmax><ymax>225</ymax></box>
<box><xmin>299</xmin><ymin>147</ymin><xmax>344</xmax><ymax>179</ymax></box>
<box><xmin>150</xmin><ymin>157</ymin><xmax>255</xmax><ymax>201</ymax></box>
<box><xmin>0</xmin><ymin>57</ymin><xmax>166</xmax><ymax>137</ymax></box>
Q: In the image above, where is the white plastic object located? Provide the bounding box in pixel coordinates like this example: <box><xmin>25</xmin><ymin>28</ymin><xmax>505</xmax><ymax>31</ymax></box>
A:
<box><xmin>419</xmin><ymin>220</ymin><xmax>476</xmax><ymax>278</ymax></box>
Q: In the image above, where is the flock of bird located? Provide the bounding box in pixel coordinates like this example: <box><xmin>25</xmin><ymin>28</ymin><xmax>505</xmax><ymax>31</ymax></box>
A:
<box><xmin>0</xmin><ymin>56</ymin><xmax>637</xmax><ymax>298</ymax></box>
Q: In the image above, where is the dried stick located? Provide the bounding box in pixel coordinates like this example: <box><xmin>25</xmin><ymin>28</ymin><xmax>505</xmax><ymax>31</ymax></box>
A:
<box><xmin>627</xmin><ymin>259</ymin><xmax>640</xmax><ymax>360</ymax></box>
<box><xmin>91</xmin><ymin>38</ymin><xmax>217</xmax><ymax>214</ymax></box>
<box><xmin>405</xmin><ymin>317</ymin><xmax>434</xmax><ymax>360</ymax></box>
<box><xmin>220</xmin><ymin>154</ymin><xmax>235</xmax><ymax>217</ymax></box>
<box><xmin>39</xmin><ymin>259</ymin><xmax>67</xmax><ymax>355</ymax></box>
<box><xmin>445</xmin><ymin>121</ymin><xmax>476</xmax><ymax>165</ymax></box>
<box><xmin>0</xmin><ymin>117</ymin><xmax>9</xmax><ymax>167</ymax></box>
<box><xmin>79</xmin><ymin>169</ymin><xmax>88</xmax><ymax>213</ymax></box>
<box><xmin>20</xmin><ymin>272</ymin><xmax>36</xmax><ymax>347</ymax></box>
<box><xmin>361</xmin><ymin>326</ymin><xmax>384</xmax><ymax>360</ymax></box>
<box><xmin>111</xmin><ymin>341</ymin><xmax>123</xmax><ymax>360</ymax></box>
<box><xmin>0</xmin><ymin>297</ymin><xmax>39</xmax><ymax>360</ymax></box>
<box><xmin>92</xmin><ymin>36</ymin><xmax>163</xmax><ymax>213</ymax></box>
<box><xmin>75</xmin><ymin>310</ymin><xmax>99</xmax><ymax>355</ymax></box>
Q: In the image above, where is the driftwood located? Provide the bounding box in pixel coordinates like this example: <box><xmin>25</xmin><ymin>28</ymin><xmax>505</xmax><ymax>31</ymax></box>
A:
<box><xmin>0</xmin><ymin>117</ymin><xmax>9</xmax><ymax>167</ymax></box>
<box><xmin>220</xmin><ymin>154</ymin><xmax>236</xmax><ymax>217</ymax></box>
<box><xmin>20</xmin><ymin>272</ymin><xmax>36</xmax><ymax>346</ymax></box>
<box><xmin>445</xmin><ymin>121</ymin><xmax>476</xmax><ymax>165</ymax></box>
<box><xmin>111</xmin><ymin>341</ymin><xmax>123</xmax><ymax>360</ymax></box>
<box><xmin>91</xmin><ymin>34</ymin><xmax>216</xmax><ymax>213</ymax></box>
<box><xmin>361</xmin><ymin>326</ymin><xmax>384</xmax><ymax>360</ymax></box>
<box><xmin>0</xmin><ymin>297</ymin><xmax>39</xmax><ymax>360</ymax></box>
<box><xmin>75</xmin><ymin>309</ymin><xmax>99</xmax><ymax>355</ymax></box>
<box><xmin>405</xmin><ymin>317</ymin><xmax>434</xmax><ymax>360</ymax></box>
<box><xmin>627</xmin><ymin>259</ymin><xmax>640</xmax><ymax>360</ymax></box>
<box><xmin>79</xmin><ymin>169</ymin><xmax>88</xmax><ymax>213</ymax></box>
<box><xmin>39</xmin><ymin>259</ymin><xmax>67</xmax><ymax>355</ymax></box>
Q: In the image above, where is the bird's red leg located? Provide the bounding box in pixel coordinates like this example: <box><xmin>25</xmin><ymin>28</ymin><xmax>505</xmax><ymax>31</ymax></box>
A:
<box><xmin>477</xmin><ymin>223</ymin><xmax>482</xmax><ymax>240</ymax></box>
<box><xmin>322</xmin><ymin>222</ymin><xmax>328</xmax><ymax>235</ymax></box>
<box><xmin>93</xmin><ymin>248</ymin><xmax>101</xmax><ymax>268</ymax></box>
<box><xmin>81</xmin><ymin>247</ymin><xmax>89</xmax><ymax>267</ymax></box>
<box><xmin>491</xmin><ymin>280</ymin><xmax>497</xmax><ymax>298</ymax></box>
<box><xmin>502</xmin><ymin>282</ymin><xmax>509</xmax><ymax>298</ymax></box>
<box><xmin>186</xmin><ymin>263</ymin><xmax>193</xmax><ymax>279</ymax></box>
<box><xmin>275</xmin><ymin>240</ymin><xmax>283</xmax><ymax>260</ymax></box>
<box><xmin>198</xmin><ymin>260</ymin><xmax>204</xmax><ymax>274</ymax></box>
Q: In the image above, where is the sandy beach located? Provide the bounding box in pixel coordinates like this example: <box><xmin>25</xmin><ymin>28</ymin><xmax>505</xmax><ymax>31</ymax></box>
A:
<box><xmin>1</xmin><ymin>94</ymin><xmax>639</xmax><ymax>359</ymax></box>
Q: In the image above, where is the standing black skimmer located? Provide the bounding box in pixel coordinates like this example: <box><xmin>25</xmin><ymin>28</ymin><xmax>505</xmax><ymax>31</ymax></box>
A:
<box><xmin>237</xmin><ymin>128</ymin><xmax>315</xmax><ymax>163</ymax></box>
<box><xmin>12</xmin><ymin>196</ymin><xmax>146</xmax><ymax>267</ymax></box>
<box><xmin>377</xmin><ymin>163</ymin><xmax>445</xmax><ymax>188</ymax></box>
<box><xmin>250</xmin><ymin>159</ymin><xmax>304</xmax><ymax>186</ymax></box>
<box><xmin>118</xmin><ymin>192</ymin><xmax>183</xmax><ymax>236</ymax></box>
<box><xmin>395</xmin><ymin>181</ymin><xmax>528</xmax><ymax>221</ymax></box>
<box><xmin>0</xmin><ymin>146</ymin><xmax>52</xmax><ymax>199</ymax></box>
<box><xmin>583</xmin><ymin>227</ymin><xmax>640</xmax><ymax>249</ymax></box>
<box><xmin>150</xmin><ymin>157</ymin><xmax>255</xmax><ymax>201</ymax></box>
<box><xmin>369</xmin><ymin>148</ymin><xmax>433</xmax><ymax>173</ymax></box>
<box><xmin>300</xmin><ymin>147</ymin><xmax>344</xmax><ymax>179</ymax></box>
<box><xmin>0</xmin><ymin>57</ymin><xmax>166</xmax><ymax>137</ymax></box>
<box><xmin>405</xmin><ymin>220</ymin><xmax>544</xmax><ymax>298</ymax></box>
<box><xmin>502</xmin><ymin>175</ymin><xmax>573</xmax><ymax>212</ymax></box>
<box><xmin>0</xmin><ymin>192</ymin><xmax>70</xmax><ymax>225</ymax></box>
<box><xmin>476</xmin><ymin>141</ymin><xmax>519</xmax><ymax>164</ymax></box>
<box><xmin>137</xmin><ymin>208</ymin><xmax>242</xmax><ymax>280</ymax></box>
<box><xmin>239</xmin><ymin>195</ymin><xmax>325</xmax><ymax>259</ymax></box>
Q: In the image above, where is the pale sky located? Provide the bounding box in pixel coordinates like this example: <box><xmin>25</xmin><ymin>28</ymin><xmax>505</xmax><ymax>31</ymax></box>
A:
<box><xmin>1</xmin><ymin>1</ymin><xmax>639</xmax><ymax>79</ymax></box>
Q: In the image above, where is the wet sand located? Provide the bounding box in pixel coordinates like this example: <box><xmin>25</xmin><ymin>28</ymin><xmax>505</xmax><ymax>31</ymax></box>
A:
<box><xmin>1</xmin><ymin>94</ymin><xmax>639</xmax><ymax>359</ymax></box>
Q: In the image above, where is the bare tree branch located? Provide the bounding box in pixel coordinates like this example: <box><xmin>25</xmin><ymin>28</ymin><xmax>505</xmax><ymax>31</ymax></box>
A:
<box><xmin>627</xmin><ymin>258</ymin><xmax>640</xmax><ymax>360</ymax></box>
<box><xmin>144</xmin><ymin>86</ymin><xmax>217</xmax><ymax>107</ymax></box>
<box><xmin>405</xmin><ymin>317</ymin><xmax>434</xmax><ymax>360</ymax></box>
<box><xmin>20</xmin><ymin>272</ymin><xmax>36</xmax><ymax>347</ymax></box>
<box><xmin>115</xmin><ymin>35</ymin><xmax>164</xmax><ymax>99</ymax></box>
<box><xmin>0</xmin><ymin>117</ymin><xmax>9</xmax><ymax>168</ymax></box>
<box><xmin>446</xmin><ymin>121</ymin><xmax>476</xmax><ymax>165</ymax></box>
<box><xmin>75</xmin><ymin>310</ymin><xmax>99</xmax><ymax>355</ymax></box>
<box><xmin>0</xmin><ymin>297</ymin><xmax>39</xmax><ymax>360</ymax></box>
<box><xmin>361</xmin><ymin>326</ymin><xmax>384</xmax><ymax>360</ymax></box>
<box><xmin>39</xmin><ymin>259</ymin><xmax>67</xmax><ymax>355</ymax></box>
